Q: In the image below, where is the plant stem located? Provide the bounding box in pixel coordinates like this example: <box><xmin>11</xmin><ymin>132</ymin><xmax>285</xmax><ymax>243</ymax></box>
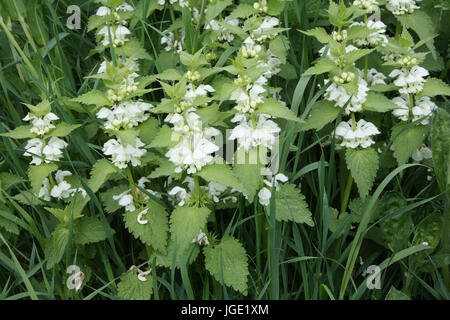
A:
<box><xmin>194</xmin><ymin>0</ymin><xmax>207</xmax><ymax>47</ymax></box>
<box><xmin>340</xmin><ymin>174</ymin><xmax>353</xmax><ymax>214</ymax></box>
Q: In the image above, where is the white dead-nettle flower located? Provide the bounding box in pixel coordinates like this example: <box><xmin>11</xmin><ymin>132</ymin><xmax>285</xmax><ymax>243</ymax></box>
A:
<box><xmin>102</xmin><ymin>137</ymin><xmax>146</xmax><ymax>169</ymax></box>
<box><xmin>386</xmin><ymin>0</ymin><xmax>420</xmax><ymax>15</ymax></box>
<box><xmin>98</xmin><ymin>25</ymin><xmax>131</xmax><ymax>47</ymax></box>
<box><xmin>38</xmin><ymin>178</ymin><xmax>51</xmax><ymax>201</ymax></box>
<box><xmin>23</xmin><ymin>112</ymin><xmax>59</xmax><ymax>136</ymax></box>
<box><xmin>168</xmin><ymin>186</ymin><xmax>190</xmax><ymax>206</ymax></box>
<box><xmin>168</xmin><ymin>0</ymin><xmax>188</xmax><ymax>7</ymax></box>
<box><xmin>98</xmin><ymin>57</ymin><xmax>139</xmax><ymax>76</ymax></box>
<box><xmin>24</xmin><ymin>137</ymin><xmax>68</xmax><ymax>165</ymax></box>
<box><xmin>96</xmin><ymin>101</ymin><xmax>153</xmax><ymax>130</ymax></box>
<box><xmin>350</xmin><ymin>20</ymin><xmax>387</xmax><ymax>47</ymax></box>
<box><xmin>166</xmin><ymin>128</ymin><xmax>220</xmax><ymax>174</ymax></box>
<box><xmin>50</xmin><ymin>170</ymin><xmax>86</xmax><ymax>200</ymax></box>
<box><xmin>353</xmin><ymin>0</ymin><xmax>379</xmax><ymax>13</ymax></box>
<box><xmin>117</xmin><ymin>2</ymin><xmax>134</xmax><ymax>11</ymax></box>
<box><xmin>389</xmin><ymin>66</ymin><xmax>429</xmax><ymax>94</ymax></box>
<box><xmin>252</xmin><ymin>17</ymin><xmax>279</xmax><ymax>42</ymax></box>
<box><xmin>205</xmin><ymin>17</ymin><xmax>239</xmax><ymax>42</ymax></box>
<box><xmin>411</xmin><ymin>145</ymin><xmax>432</xmax><ymax>162</ymax></box>
<box><xmin>161</xmin><ymin>30</ymin><xmax>184</xmax><ymax>52</ymax></box>
<box><xmin>184</xmin><ymin>84</ymin><xmax>215</xmax><ymax>105</ymax></box>
<box><xmin>241</xmin><ymin>37</ymin><xmax>262</xmax><ymax>58</ymax></box>
<box><xmin>229</xmin><ymin>114</ymin><xmax>281</xmax><ymax>152</ymax></box>
<box><xmin>364</xmin><ymin>68</ymin><xmax>386</xmax><ymax>86</ymax></box>
<box><xmin>192</xmin><ymin>229</ymin><xmax>209</xmax><ymax>246</ymax></box>
<box><xmin>319</xmin><ymin>45</ymin><xmax>358</xmax><ymax>63</ymax></box>
<box><xmin>392</xmin><ymin>95</ymin><xmax>437</xmax><ymax>125</ymax></box>
<box><xmin>230</xmin><ymin>76</ymin><xmax>267</xmax><ymax>114</ymax></box>
<box><xmin>324</xmin><ymin>77</ymin><xmax>369</xmax><ymax>114</ymax></box>
<box><xmin>258</xmin><ymin>187</ymin><xmax>272</xmax><ymax>206</ymax></box>
<box><xmin>335</xmin><ymin>119</ymin><xmax>381</xmax><ymax>149</ymax></box>
<box><xmin>113</xmin><ymin>190</ymin><xmax>135</xmax><ymax>212</ymax></box>
<box><xmin>137</xmin><ymin>208</ymin><xmax>149</xmax><ymax>225</ymax></box>
<box><xmin>258</xmin><ymin>174</ymin><xmax>288</xmax><ymax>207</ymax></box>
<box><xmin>258</xmin><ymin>50</ymin><xmax>282</xmax><ymax>79</ymax></box>
<box><xmin>165</xmin><ymin>108</ymin><xmax>204</xmax><ymax>138</ymax></box>
<box><xmin>263</xmin><ymin>173</ymin><xmax>288</xmax><ymax>191</ymax></box>
<box><xmin>96</xmin><ymin>7</ymin><xmax>111</xmax><ymax>16</ymax></box>
<box><xmin>202</xmin><ymin>181</ymin><xmax>227</xmax><ymax>203</ymax></box>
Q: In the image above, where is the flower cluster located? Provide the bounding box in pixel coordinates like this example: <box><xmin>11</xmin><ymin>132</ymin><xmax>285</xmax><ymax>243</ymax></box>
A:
<box><xmin>96</xmin><ymin>3</ymin><xmax>134</xmax><ymax>47</ymax></box>
<box><xmin>38</xmin><ymin>170</ymin><xmax>86</xmax><ymax>201</ymax></box>
<box><xmin>386</xmin><ymin>0</ymin><xmax>421</xmax><ymax>15</ymax></box>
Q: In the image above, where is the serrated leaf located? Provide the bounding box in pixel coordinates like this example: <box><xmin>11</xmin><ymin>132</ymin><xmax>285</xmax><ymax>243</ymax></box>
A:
<box><xmin>363</xmin><ymin>92</ymin><xmax>397</xmax><ymax>112</ymax></box>
<box><xmin>392</xmin><ymin>124</ymin><xmax>428</xmax><ymax>165</ymax></box>
<box><xmin>136</xmin><ymin>117</ymin><xmax>159</xmax><ymax>145</ymax></box>
<box><xmin>196</xmin><ymin>164</ymin><xmax>244</xmax><ymax>192</ymax></box>
<box><xmin>269</xmin><ymin>35</ymin><xmax>290</xmax><ymax>64</ymax></box>
<box><xmin>124</xmin><ymin>200</ymin><xmax>169</xmax><ymax>253</ymax></box>
<box><xmin>45</xmin><ymin>123</ymin><xmax>81</xmax><ymax>138</ymax></box>
<box><xmin>28</xmin><ymin>163</ymin><xmax>58</xmax><ymax>193</ymax></box>
<box><xmin>72</xmin><ymin>90</ymin><xmax>110</xmax><ymax>107</ymax></box>
<box><xmin>45</xmin><ymin>226</ymin><xmax>69</xmax><ymax>269</ymax></box>
<box><xmin>155</xmin><ymin>68</ymin><xmax>183</xmax><ymax>81</ymax></box>
<box><xmin>385</xmin><ymin>286</ymin><xmax>411</xmax><ymax>300</ymax></box>
<box><xmin>88</xmin><ymin>159</ymin><xmax>117</xmax><ymax>193</ymax></box>
<box><xmin>412</xmin><ymin>213</ymin><xmax>443</xmax><ymax>258</ymax></box>
<box><xmin>275</xmin><ymin>183</ymin><xmax>314</xmax><ymax>226</ymax></box>
<box><xmin>0</xmin><ymin>125</ymin><xmax>35</xmax><ymax>139</ymax></box>
<box><xmin>233</xmin><ymin>163</ymin><xmax>262</xmax><ymax>203</ymax></box>
<box><xmin>73</xmin><ymin>217</ymin><xmax>109</xmax><ymax>245</ymax></box>
<box><xmin>328</xmin><ymin>207</ymin><xmax>350</xmax><ymax>237</ymax></box>
<box><xmin>301</xmin><ymin>27</ymin><xmax>329</xmax><ymax>44</ymax></box>
<box><xmin>431</xmin><ymin>108</ymin><xmax>450</xmax><ymax>194</ymax></box>
<box><xmin>205</xmin><ymin>0</ymin><xmax>232</xmax><ymax>23</ymax></box>
<box><xmin>117</xmin><ymin>271</ymin><xmax>153</xmax><ymax>300</ymax></box>
<box><xmin>115</xmin><ymin>38</ymin><xmax>152</xmax><ymax>60</ymax></box>
<box><xmin>303</xmin><ymin>58</ymin><xmax>338</xmax><ymax>76</ymax></box>
<box><xmin>256</xmin><ymin>98</ymin><xmax>303</xmax><ymax>122</ymax></box>
<box><xmin>203</xmin><ymin>236</ymin><xmax>249</xmax><ymax>294</ymax></box>
<box><xmin>417</xmin><ymin>78</ymin><xmax>450</xmax><ymax>99</ymax></box>
<box><xmin>147</xmin><ymin>125</ymin><xmax>179</xmax><ymax>148</ymax></box>
<box><xmin>346</xmin><ymin>148</ymin><xmax>378</xmax><ymax>197</ymax></box>
<box><xmin>0</xmin><ymin>172</ymin><xmax>24</xmax><ymax>191</ymax></box>
<box><xmin>228</xmin><ymin>4</ymin><xmax>256</xmax><ymax>19</ymax></box>
<box><xmin>343</xmin><ymin>48</ymin><xmax>373</xmax><ymax>65</ymax></box>
<box><xmin>302</xmin><ymin>100</ymin><xmax>340</xmax><ymax>131</ymax></box>
<box><xmin>100</xmin><ymin>185</ymin><xmax>130</xmax><ymax>214</ymax></box>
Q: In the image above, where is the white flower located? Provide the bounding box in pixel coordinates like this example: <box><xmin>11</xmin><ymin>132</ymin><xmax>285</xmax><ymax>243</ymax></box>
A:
<box><xmin>192</xmin><ymin>229</ymin><xmax>209</xmax><ymax>246</ymax></box>
<box><xmin>386</xmin><ymin>0</ymin><xmax>420</xmax><ymax>15</ymax></box>
<box><xmin>205</xmin><ymin>17</ymin><xmax>239</xmax><ymax>42</ymax></box>
<box><xmin>169</xmin><ymin>0</ymin><xmax>188</xmax><ymax>7</ymax></box>
<box><xmin>335</xmin><ymin>119</ymin><xmax>380</xmax><ymax>149</ymax></box>
<box><xmin>161</xmin><ymin>30</ymin><xmax>184</xmax><ymax>52</ymax></box>
<box><xmin>184</xmin><ymin>84</ymin><xmax>215</xmax><ymax>105</ymax></box>
<box><xmin>168</xmin><ymin>186</ymin><xmax>190</xmax><ymax>206</ymax></box>
<box><xmin>96</xmin><ymin>7</ymin><xmax>111</xmax><ymax>16</ymax></box>
<box><xmin>366</xmin><ymin>68</ymin><xmax>386</xmax><ymax>86</ymax></box>
<box><xmin>97</xmin><ymin>101</ymin><xmax>153</xmax><ymax>130</ymax></box>
<box><xmin>252</xmin><ymin>17</ymin><xmax>279</xmax><ymax>41</ymax></box>
<box><xmin>202</xmin><ymin>181</ymin><xmax>227</xmax><ymax>202</ymax></box>
<box><xmin>392</xmin><ymin>95</ymin><xmax>437</xmax><ymax>124</ymax></box>
<box><xmin>231</xmin><ymin>78</ymin><xmax>267</xmax><ymax>114</ymax></box>
<box><xmin>263</xmin><ymin>173</ymin><xmax>288</xmax><ymax>191</ymax></box>
<box><xmin>258</xmin><ymin>50</ymin><xmax>281</xmax><ymax>79</ymax></box>
<box><xmin>324</xmin><ymin>77</ymin><xmax>369</xmax><ymax>114</ymax></box>
<box><xmin>319</xmin><ymin>45</ymin><xmax>358</xmax><ymax>63</ymax></box>
<box><xmin>98</xmin><ymin>57</ymin><xmax>138</xmax><ymax>76</ymax></box>
<box><xmin>98</xmin><ymin>25</ymin><xmax>131</xmax><ymax>47</ymax></box>
<box><xmin>137</xmin><ymin>208</ymin><xmax>149</xmax><ymax>225</ymax></box>
<box><xmin>113</xmin><ymin>190</ymin><xmax>135</xmax><ymax>212</ymax></box>
<box><xmin>23</xmin><ymin>112</ymin><xmax>59</xmax><ymax>135</ymax></box>
<box><xmin>102</xmin><ymin>138</ymin><xmax>146</xmax><ymax>169</ymax></box>
<box><xmin>42</xmin><ymin>137</ymin><xmax>68</xmax><ymax>163</ymax></box>
<box><xmin>24</xmin><ymin>138</ymin><xmax>44</xmax><ymax>165</ymax></box>
<box><xmin>389</xmin><ymin>66</ymin><xmax>428</xmax><ymax>94</ymax></box>
<box><xmin>351</xmin><ymin>20</ymin><xmax>387</xmax><ymax>47</ymax></box>
<box><xmin>229</xmin><ymin>114</ymin><xmax>280</xmax><ymax>151</ymax></box>
<box><xmin>258</xmin><ymin>187</ymin><xmax>272</xmax><ymax>206</ymax></box>
<box><xmin>165</xmin><ymin>108</ymin><xmax>203</xmax><ymax>137</ymax></box>
<box><xmin>117</xmin><ymin>2</ymin><xmax>134</xmax><ymax>12</ymax></box>
<box><xmin>353</xmin><ymin>0</ymin><xmax>379</xmax><ymax>13</ymax></box>
<box><xmin>411</xmin><ymin>145</ymin><xmax>432</xmax><ymax>162</ymax></box>
<box><xmin>50</xmin><ymin>180</ymin><xmax>73</xmax><ymax>199</ymax></box>
<box><xmin>38</xmin><ymin>178</ymin><xmax>51</xmax><ymax>201</ymax></box>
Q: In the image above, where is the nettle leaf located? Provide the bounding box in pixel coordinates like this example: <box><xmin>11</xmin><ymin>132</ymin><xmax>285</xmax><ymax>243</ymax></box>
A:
<box><xmin>154</xmin><ymin>239</ymin><xmax>200</xmax><ymax>268</ymax></box>
<box><xmin>301</xmin><ymin>27</ymin><xmax>329</xmax><ymax>44</ymax></box>
<box><xmin>72</xmin><ymin>90</ymin><xmax>111</xmax><ymax>107</ymax></box>
<box><xmin>379</xmin><ymin>191</ymin><xmax>412</xmax><ymax>252</ymax></box>
<box><xmin>100</xmin><ymin>185</ymin><xmax>130</xmax><ymax>214</ymax></box>
<box><xmin>115</xmin><ymin>128</ymin><xmax>139</xmax><ymax>146</ymax></box>
<box><xmin>44</xmin><ymin>226</ymin><xmax>69</xmax><ymax>269</ymax></box>
<box><xmin>124</xmin><ymin>200</ymin><xmax>169</xmax><ymax>253</ymax></box>
<box><xmin>149</xmin><ymin>161</ymin><xmax>181</xmax><ymax>179</ymax></box>
<box><xmin>45</xmin><ymin>123</ymin><xmax>81</xmax><ymax>138</ymax></box>
<box><xmin>0</xmin><ymin>207</ymin><xmax>20</xmax><ymax>235</ymax></box>
<box><xmin>385</xmin><ymin>286</ymin><xmax>411</xmax><ymax>300</ymax></box>
<box><xmin>147</xmin><ymin>125</ymin><xmax>179</xmax><ymax>148</ymax></box>
<box><xmin>269</xmin><ymin>35</ymin><xmax>290</xmax><ymax>64</ymax></box>
<box><xmin>117</xmin><ymin>271</ymin><xmax>153</xmax><ymax>300</ymax></box>
<box><xmin>275</xmin><ymin>183</ymin><xmax>314</xmax><ymax>226</ymax></box>
<box><xmin>137</xmin><ymin>117</ymin><xmax>159</xmax><ymax>145</ymax></box>
<box><xmin>363</xmin><ymin>92</ymin><xmax>397</xmax><ymax>113</ymax></box>
<box><xmin>228</xmin><ymin>3</ymin><xmax>256</xmax><ymax>19</ymax></box>
<box><xmin>392</xmin><ymin>123</ymin><xmax>428</xmax><ymax>165</ymax></box>
<box><xmin>233</xmin><ymin>163</ymin><xmax>262</xmax><ymax>203</ymax></box>
<box><xmin>346</xmin><ymin>148</ymin><xmax>379</xmax><ymax>197</ymax></box>
<box><xmin>196</xmin><ymin>164</ymin><xmax>244</xmax><ymax>192</ymax></box>
<box><xmin>73</xmin><ymin>217</ymin><xmax>109</xmax><ymax>245</ymax></box>
<box><xmin>417</xmin><ymin>78</ymin><xmax>450</xmax><ymax>99</ymax></box>
<box><xmin>0</xmin><ymin>172</ymin><xmax>24</xmax><ymax>191</ymax></box>
<box><xmin>348</xmin><ymin>196</ymin><xmax>382</xmax><ymax>223</ymax></box>
<box><xmin>302</xmin><ymin>100</ymin><xmax>340</xmax><ymax>131</ymax></box>
<box><xmin>256</xmin><ymin>98</ymin><xmax>303</xmax><ymax>122</ymax></box>
<box><xmin>205</xmin><ymin>0</ymin><xmax>232</xmax><ymax>23</ymax></box>
<box><xmin>115</xmin><ymin>38</ymin><xmax>152</xmax><ymax>60</ymax></box>
<box><xmin>28</xmin><ymin>163</ymin><xmax>58</xmax><ymax>193</ymax></box>
<box><xmin>343</xmin><ymin>48</ymin><xmax>373</xmax><ymax>65</ymax></box>
<box><xmin>431</xmin><ymin>108</ymin><xmax>450</xmax><ymax>194</ymax></box>
<box><xmin>88</xmin><ymin>159</ymin><xmax>117</xmax><ymax>193</ymax></box>
<box><xmin>328</xmin><ymin>207</ymin><xmax>350</xmax><ymax>237</ymax></box>
<box><xmin>0</xmin><ymin>125</ymin><xmax>35</xmax><ymax>139</ymax></box>
<box><xmin>155</xmin><ymin>68</ymin><xmax>183</xmax><ymax>81</ymax></box>
<box><xmin>303</xmin><ymin>58</ymin><xmax>338</xmax><ymax>76</ymax></box>
<box><xmin>203</xmin><ymin>236</ymin><xmax>249</xmax><ymax>294</ymax></box>
<box><xmin>23</xmin><ymin>99</ymin><xmax>51</xmax><ymax>117</ymax></box>
<box><xmin>212</xmin><ymin>76</ymin><xmax>237</xmax><ymax>102</ymax></box>
<box><xmin>170</xmin><ymin>206</ymin><xmax>210</xmax><ymax>255</ymax></box>
<box><xmin>398</xmin><ymin>11</ymin><xmax>437</xmax><ymax>58</ymax></box>
<box><xmin>412</xmin><ymin>213</ymin><xmax>443</xmax><ymax>257</ymax></box>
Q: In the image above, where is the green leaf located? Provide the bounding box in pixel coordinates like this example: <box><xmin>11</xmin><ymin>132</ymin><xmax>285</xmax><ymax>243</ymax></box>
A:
<box><xmin>343</xmin><ymin>48</ymin><xmax>373</xmax><ymax>65</ymax></box>
<box><xmin>431</xmin><ymin>108</ymin><xmax>450</xmax><ymax>194</ymax></box>
<box><xmin>205</xmin><ymin>0</ymin><xmax>232</xmax><ymax>23</ymax></box>
<box><xmin>300</xmin><ymin>27</ymin><xmax>329</xmax><ymax>44</ymax></box>
<box><xmin>88</xmin><ymin>159</ymin><xmax>117</xmax><ymax>193</ymax></box>
<box><xmin>0</xmin><ymin>207</ymin><xmax>20</xmax><ymax>235</ymax></box>
<box><xmin>115</xmin><ymin>38</ymin><xmax>152</xmax><ymax>60</ymax></box>
<box><xmin>328</xmin><ymin>207</ymin><xmax>350</xmax><ymax>237</ymax></box>
<box><xmin>137</xmin><ymin>117</ymin><xmax>159</xmax><ymax>145</ymax></box>
<box><xmin>269</xmin><ymin>35</ymin><xmax>290</xmax><ymax>64</ymax></box>
<box><xmin>302</xmin><ymin>100</ymin><xmax>340</xmax><ymax>131</ymax></box>
<box><xmin>0</xmin><ymin>172</ymin><xmax>24</xmax><ymax>191</ymax></box>
<box><xmin>115</xmin><ymin>129</ymin><xmax>139</xmax><ymax>146</ymax></box>
<box><xmin>275</xmin><ymin>183</ymin><xmax>314</xmax><ymax>226</ymax></box>
<box><xmin>363</xmin><ymin>92</ymin><xmax>397</xmax><ymax>112</ymax></box>
<box><xmin>412</xmin><ymin>213</ymin><xmax>443</xmax><ymax>258</ymax></box>
<box><xmin>44</xmin><ymin>226</ymin><xmax>69</xmax><ymax>269</ymax></box>
<box><xmin>303</xmin><ymin>58</ymin><xmax>338</xmax><ymax>76</ymax></box>
<box><xmin>0</xmin><ymin>125</ymin><xmax>35</xmax><ymax>139</ymax></box>
<box><xmin>124</xmin><ymin>200</ymin><xmax>169</xmax><ymax>253</ymax></box>
<box><xmin>147</xmin><ymin>125</ymin><xmax>179</xmax><ymax>148</ymax></box>
<box><xmin>148</xmin><ymin>161</ymin><xmax>179</xmax><ymax>179</ymax></box>
<box><xmin>100</xmin><ymin>185</ymin><xmax>130</xmax><ymax>214</ymax></box>
<box><xmin>203</xmin><ymin>236</ymin><xmax>249</xmax><ymax>294</ymax></box>
<box><xmin>28</xmin><ymin>163</ymin><xmax>58</xmax><ymax>193</ymax></box>
<box><xmin>392</xmin><ymin>123</ymin><xmax>428</xmax><ymax>165</ymax></box>
<box><xmin>196</xmin><ymin>164</ymin><xmax>244</xmax><ymax>192</ymax></box>
<box><xmin>117</xmin><ymin>271</ymin><xmax>153</xmax><ymax>300</ymax></box>
<box><xmin>385</xmin><ymin>286</ymin><xmax>411</xmax><ymax>300</ymax></box>
<box><xmin>346</xmin><ymin>148</ymin><xmax>379</xmax><ymax>197</ymax></box>
<box><xmin>45</xmin><ymin>123</ymin><xmax>81</xmax><ymax>138</ymax></box>
<box><xmin>72</xmin><ymin>90</ymin><xmax>110</xmax><ymax>107</ymax></box>
<box><xmin>417</xmin><ymin>78</ymin><xmax>450</xmax><ymax>99</ymax></box>
<box><xmin>73</xmin><ymin>217</ymin><xmax>109</xmax><ymax>245</ymax></box>
<box><xmin>155</xmin><ymin>68</ymin><xmax>183</xmax><ymax>81</ymax></box>
<box><xmin>170</xmin><ymin>206</ymin><xmax>210</xmax><ymax>255</ymax></box>
<box><xmin>233</xmin><ymin>163</ymin><xmax>262</xmax><ymax>203</ymax></box>
<box><xmin>228</xmin><ymin>4</ymin><xmax>256</xmax><ymax>19</ymax></box>
<box><xmin>256</xmin><ymin>98</ymin><xmax>303</xmax><ymax>122</ymax></box>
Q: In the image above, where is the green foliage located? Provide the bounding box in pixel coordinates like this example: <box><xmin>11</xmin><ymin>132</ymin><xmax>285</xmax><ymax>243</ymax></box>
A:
<box><xmin>431</xmin><ymin>108</ymin><xmax>450</xmax><ymax>194</ymax></box>
<box><xmin>256</xmin><ymin>98</ymin><xmax>303</xmax><ymax>122</ymax></box>
<box><xmin>73</xmin><ymin>217</ymin><xmax>109</xmax><ymax>245</ymax></box>
<box><xmin>346</xmin><ymin>148</ymin><xmax>379</xmax><ymax>197</ymax></box>
<box><xmin>88</xmin><ymin>159</ymin><xmax>118</xmax><ymax>193</ymax></box>
<box><xmin>363</xmin><ymin>92</ymin><xmax>397</xmax><ymax>113</ymax></box>
<box><xmin>302</xmin><ymin>100</ymin><xmax>340</xmax><ymax>131</ymax></box>
<box><xmin>28</xmin><ymin>163</ymin><xmax>58</xmax><ymax>193</ymax></box>
<box><xmin>275</xmin><ymin>183</ymin><xmax>314</xmax><ymax>226</ymax></box>
<box><xmin>117</xmin><ymin>271</ymin><xmax>153</xmax><ymax>300</ymax></box>
<box><xmin>392</xmin><ymin>124</ymin><xmax>428</xmax><ymax>165</ymax></box>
